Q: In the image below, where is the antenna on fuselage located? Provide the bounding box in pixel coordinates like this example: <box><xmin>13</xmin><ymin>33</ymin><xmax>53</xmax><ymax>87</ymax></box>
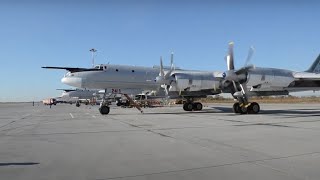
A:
<box><xmin>90</xmin><ymin>48</ymin><xmax>97</xmax><ymax>68</ymax></box>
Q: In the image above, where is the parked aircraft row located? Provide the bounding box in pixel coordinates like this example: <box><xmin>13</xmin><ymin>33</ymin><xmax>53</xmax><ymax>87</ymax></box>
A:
<box><xmin>43</xmin><ymin>42</ymin><xmax>320</xmax><ymax>115</ymax></box>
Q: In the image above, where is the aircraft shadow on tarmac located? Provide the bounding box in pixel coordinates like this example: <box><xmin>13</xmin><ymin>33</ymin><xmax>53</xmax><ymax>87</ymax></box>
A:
<box><xmin>0</xmin><ymin>162</ymin><xmax>39</xmax><ymax>167</ymax></box>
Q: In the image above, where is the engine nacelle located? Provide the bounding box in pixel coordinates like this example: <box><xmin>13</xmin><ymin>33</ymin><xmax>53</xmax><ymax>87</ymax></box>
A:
<box><xmin>247</xmin><ymin>69</ymin><xmax>295</xmax><ymax>91</ymax></box>
<box><xmin>170</xmin><ymin>73</ymin><xmax>220</xmax><ymax>92</ymax></box>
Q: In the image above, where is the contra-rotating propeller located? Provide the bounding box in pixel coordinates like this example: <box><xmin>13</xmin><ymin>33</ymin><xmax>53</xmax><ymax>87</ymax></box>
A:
<box><xmin>222</xmin><ymin>42</ymin><xmax>255</xmax><ymax>100</ymax></box>
<box><xmin>155</xmin><ymin>52</ymin><xmax>176</xmax><ymax>97</ymax></box>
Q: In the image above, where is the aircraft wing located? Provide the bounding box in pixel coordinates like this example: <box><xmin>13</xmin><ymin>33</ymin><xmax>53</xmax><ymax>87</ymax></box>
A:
<box><xmin>42</xmin><ymin>66</ymin><xmax>103</xmax><ymax>73</ymax></box>
<box><xmin>286</xmin><ymin>72</ymin><xmax>320</xmax><ymax>91</ymax></box>
<box><xmin>293</xmin><ymin>72</ymin><xmax>320</xmax><ymax>80</ymax></box>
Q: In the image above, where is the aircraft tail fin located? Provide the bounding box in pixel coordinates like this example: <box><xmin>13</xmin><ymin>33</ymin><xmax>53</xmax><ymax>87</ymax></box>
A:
<box><xmin>306</xmin><ymin>54</ymin><xmax>320</xmax><ymax>73</ymax></box>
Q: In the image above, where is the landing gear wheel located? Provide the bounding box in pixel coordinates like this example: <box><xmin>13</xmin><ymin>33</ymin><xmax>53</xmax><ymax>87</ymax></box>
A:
<box><xmin>183</xmin><ymin>103</ymin><xmax>193</xmax><ymax>111</ymax></box>
<box><xmin>233</xmin><ymin>103</ymin><xmax>241</xmax><ymax>114</ymax></box>
<box><xmin>116</xmin><ymin>100</ymin><xmax>121</xmax><ymax>106</ymax></box>
<box><xmin>239</xmin><ymin>105</ymin><xmax>248</xmax><ymax>114</ymax></box>
<box><xmin>193</xmin><ymin>102</ymin><xmax>203</xmax><ymax>111</ymax></box>
<box><xmin>248</xmin><ymin>102</ymin><xmax>260</xmax><ymax>114</ymax></box>
<box><xmin>99</xmin><ymin>106</ymin><xmax>110</xmax><ymax>115</ymax></box>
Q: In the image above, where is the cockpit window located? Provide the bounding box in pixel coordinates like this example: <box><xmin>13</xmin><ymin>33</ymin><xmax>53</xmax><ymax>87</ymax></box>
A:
<box><xmin>94</xmin><ymin>65</ymin><xmax>103</xmax><ymax>70</ymax></box>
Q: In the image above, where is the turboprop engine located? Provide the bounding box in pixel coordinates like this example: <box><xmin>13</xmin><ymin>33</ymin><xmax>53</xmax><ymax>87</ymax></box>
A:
<box><xmin>155</xmin><ymin>53</ymin><xmax>220</xmax><ymax>95</ymax></box>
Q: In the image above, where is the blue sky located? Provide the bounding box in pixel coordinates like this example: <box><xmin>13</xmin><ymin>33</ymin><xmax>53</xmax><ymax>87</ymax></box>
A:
<box><xmin>0</xmin><ymin>0</ymin><xmax>319</xmax><ymax>102</ymax></box>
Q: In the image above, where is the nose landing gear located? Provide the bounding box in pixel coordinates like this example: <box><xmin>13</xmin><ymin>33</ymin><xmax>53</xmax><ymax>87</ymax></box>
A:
<box><xmin>99</xmin><ymin>89</ymin><xmax>111</xmax><ymax>115</ymax></box>
<box><xmin>99</xmin><ymin>105</ymin><xmax>110</xmax><ymax>114</ymax></box>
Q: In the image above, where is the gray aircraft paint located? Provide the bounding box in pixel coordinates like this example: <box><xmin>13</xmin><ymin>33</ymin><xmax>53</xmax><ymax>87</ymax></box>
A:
<box><xmin>50</xmin><ymin>53</ymin><xmax>320</xmax><ymax>99</ymax></box>
<box><xmin>61</xmin><ymin>64</ymin><xmax>223</xmax><ymax>97</ymax></box>
<box><xmin>62</xmin><ymin>64</ymin><xmax>160</xmax><ymax>90</ymax></box>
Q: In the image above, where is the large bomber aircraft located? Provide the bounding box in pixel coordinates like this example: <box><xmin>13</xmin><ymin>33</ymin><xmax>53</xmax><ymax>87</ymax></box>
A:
<box><xmin>42</xmin><ymin>57</ymin><xmax>222</xmax><ymax>114</ymax></box>
<box><xmin>43</xmin><ymin>43</ymin><xmax>320</xmax><ymax>115</ymax></box>
<box><xmin>157</xmin><ymin>42</ymin><xmax>320</xmax><ymax>114</ymax></box>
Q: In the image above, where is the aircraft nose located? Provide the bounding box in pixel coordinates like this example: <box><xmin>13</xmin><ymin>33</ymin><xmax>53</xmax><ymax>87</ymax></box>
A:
<box><xmin>61</xmin><ymin>77</ymin><xmax>83</xmax><ymax>88</ymax></box>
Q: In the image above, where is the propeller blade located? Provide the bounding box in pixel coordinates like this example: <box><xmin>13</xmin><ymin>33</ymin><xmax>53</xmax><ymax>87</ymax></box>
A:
<box><xmin>232</xmin><ymin>81</ymin><xmax>238</xmax><ymax>92</ymax></box>
<box><xmin>244</xmin><ymin>46</ymin><xmax>255</xmax><ymax>66</ymax></box>
<box><xmin>164</xmin><ymin>70</ymin><xmax>173</xmax><ymax>80</ymax></box>
<box><xmin>235</xmin><ymin>64</ymin><xmax>255</xmax><ymax>75</ymax></box>
<box><xmin>170</xmin><ymin>52</ymin><xmax>174</xmax><ymax>70</ymax></box>
<box><xmin>227</xmin><ymin>42</ymin><xmax>235</xmax><ymax>70</ymax></box>
<box><xmin>164</xmin><ymin>85</ymin><xmax>169</xmax><ymax>96</ymax></box>
<box><xmin>164</xmin><ymin>52</ymin><xmax>174</xmax><ymax>79</ymax></box>
<box><xmin>160</xmin><ymin>56</ymin><xmax>165</xmax><ymax>77</ymax></box>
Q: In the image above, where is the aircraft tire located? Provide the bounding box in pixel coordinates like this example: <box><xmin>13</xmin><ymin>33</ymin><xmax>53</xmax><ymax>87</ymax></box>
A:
<box><xmin>183</xmin><ymin>103</ymin><xmax>193</xmax><ymax>111</ymax></box>
<box><xmin>76</xmin><ymin>102</ymin><xmax>80</xmax><ymax>107</ymax></box>
<box><xmin>193</xmin><ymin>102</ymin><xmax>203</xmax><ymax>111</ymax></box>
<box><xmin>233</xmin><ymin>103</ymin><xmax>241</xmax><ymax>114</ymax></box>
<box><xmin>99</xmin><ymin>106</ymin><xmax>110</xmax><ymax>115</ymax></box>
<box><xmin>239</xmin><ymin>105</ymin><xmax>248</xmax><ymax>114</ymax></box>
<box><xmin>248</xmin><ymin>102</ymin><xmax>260</xmax><ymax>114</ymax></box>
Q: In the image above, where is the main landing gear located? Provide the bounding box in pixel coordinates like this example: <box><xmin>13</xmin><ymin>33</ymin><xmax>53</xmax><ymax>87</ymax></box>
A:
<box><xmin>232</xmin><ymin>102</ymin><xmax>260</xmax><ymax>114</ymax></box>
<box><xmin>183</xmin><ymin>101</ymin><xmax>203</xmax><ymax>111</ymax></box>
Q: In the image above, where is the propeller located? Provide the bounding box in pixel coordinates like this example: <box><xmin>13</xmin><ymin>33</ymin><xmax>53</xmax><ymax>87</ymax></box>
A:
<box><xmin>222</xmin><ymin>42</ymin><xmax>255</xmax><ymax>102</ymax></box>
<box><xmin>155</xmin><ymin>52</ymin><xmax>176</xmax><ymax>97</ymax></box>
<box><xmin>222</xmin><ymin>42</ymin><xmax>255</xmax><ymax>82</ymax></box>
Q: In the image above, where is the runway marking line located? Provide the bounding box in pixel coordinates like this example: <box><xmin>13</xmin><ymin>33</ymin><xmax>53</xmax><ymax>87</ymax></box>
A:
<box><xmin>69</xmin><ymin>113</ymin><xmax>74</xmax><ymax>119</ymax></box>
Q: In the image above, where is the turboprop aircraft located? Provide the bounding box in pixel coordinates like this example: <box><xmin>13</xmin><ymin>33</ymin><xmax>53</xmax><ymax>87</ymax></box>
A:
<box><xmin>157</xmin><ymin>42</ymin><xmax>320</xmax><ymax>114</ymax></box>
<box><xmin>42</xmin><ymin>56</ymin><xmax>223</xmax><ymax>115</ymax></box>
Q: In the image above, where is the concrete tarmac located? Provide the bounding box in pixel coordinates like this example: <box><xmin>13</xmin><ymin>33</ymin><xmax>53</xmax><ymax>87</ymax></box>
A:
<box><xmin>1</xmin><ymin>102</ymin><xmax>320</xmax><ymax>180</ymax></box>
